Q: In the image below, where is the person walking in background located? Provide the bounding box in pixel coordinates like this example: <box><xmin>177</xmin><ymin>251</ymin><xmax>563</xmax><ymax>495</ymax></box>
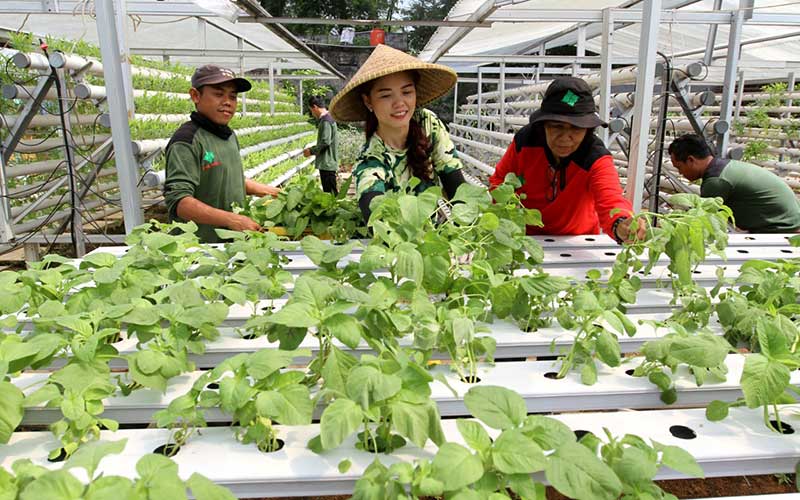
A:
<box><xmin>164</xmin><ymin>65</ymin><xmax>279</xmax><ymax>243</ymax></box>
<box><xmin>328</xmin><ymin>44</ymin><xmax>466</xmax><ymax>222</ymax></box>
<box><xmin>669</xmin><ymin>134</ymin><xmax>800</xmax><ymax>233</ymax></box>
<box><xmin>304</xmin><ymin>96</ymin><xmax>340</xmax><ymax>195</ymax></box>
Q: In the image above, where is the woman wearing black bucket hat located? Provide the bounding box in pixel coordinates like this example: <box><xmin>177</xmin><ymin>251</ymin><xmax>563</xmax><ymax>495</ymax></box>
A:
<box><xmin>490</xmin><ymin>77</ymin><xmax>645</xmax><ymax>244</ymax></box>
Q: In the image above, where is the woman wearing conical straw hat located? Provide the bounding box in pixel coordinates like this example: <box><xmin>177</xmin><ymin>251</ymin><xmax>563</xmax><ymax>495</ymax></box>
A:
<box><xmin>329</xmin><ymin>44</ymin><xmax>467</xmax><ymax>222</ymax></box>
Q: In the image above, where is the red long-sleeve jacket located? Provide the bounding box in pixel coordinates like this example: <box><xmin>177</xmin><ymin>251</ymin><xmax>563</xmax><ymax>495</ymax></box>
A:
<box><xmin>490</xmin><ymin>123</ymin><xmax>632</xmax><ymax>240</ymax></box>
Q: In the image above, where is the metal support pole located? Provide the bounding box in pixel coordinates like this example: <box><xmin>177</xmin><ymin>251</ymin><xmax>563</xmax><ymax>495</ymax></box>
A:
<box><xmin>198</xmin><ymin>17</ymin><xmax>207</xmax><ymax>48</ymax></box>
<box><xmin>162</xmin><ymin>55</ymin><xmax>170</xmax><ymax>64</ymax></box>
<box><xmin>626</xmin><ymin>0</ymin><xmax>661</xmax><ymax>210</ymax></box>
<box><xmin>23</xmin><ymin>243</ymin><xmax>40</xmax><ymax>262</ymax></box>
<box><xmin>453</xmin><ymin>81</ymin><xmax>459</xmax><ymax>123</ymax></box>
<box><xmin>499</xmin><ymin>62</ymin><xmax>506</xmax><ymax>133</ymax></box>
<box><xmin>537</xmin><ymin>45</ymin><xmax>545</xmax><ymax>79</ymax></box>
<box><xmin>115</xmin><ymin>0</ymin><xmax>134</xmax><ymax>116</ymax></box>
<box><xmin>477</xmin><ymin>67</ymin><xmax>483</xmax><ymax>130</ymax></box>
<box><xmin>779</xmin><ymin>72</ymin><xmax>795</xmax><ymax>160</ymax></box>
<box><xmin>96</xmin><ymin>0</ymin><xmax>144</xmax><ymax>232</ymax></box>
<box><xmin>735</xmin><ymin>70</ymin><xmax>745</xmax><ymax>121</ymax></box>
<box><xmin>716</xmin><ymin>10</ymin><xmax>744</xmax><ymax>157</ymax></box>
<box><xmin>599</xmin><ymin>8</ymin><xmax>613</xmax><ymax>145</ymax></box>
<box><xmin>575</xmin><ymin>26</ymin><xmax>586</xmax><ymax>77</ymax></box>
<box><xmin>704</xmin><ymin>0</ymin><xmax>723</xmax><ymax>66</ymax></box>
<box><xmin>785</xmin><ymin>72</ymin><xmax>795</xmax><ymax>116</ymax></box>
<box><xmin>57</xmin><ymin>68</ymin><xmax>86</xmax><ymax>256</ymax></box>
<box><xmin>238</xmin><ymin>37</ymin><xmax>246</xmax><ymax>116</ymax></box>
<box><xmin>269</xmin><ymin>62</ymin><xmax>275</xmax><ymax>115</ymax></box>
<box><xmin>648</xmin><ymin>62</ymin><xmax>671</xmax><ymax>215</ymax></box>
<box><xmin>1</xmin><ymin>76</ymin><xmax>54</xmax><ymax>165</ymax></box>
<box><xmin>299</xmin><ymin>79</ymin><xmax>304</xmax><ymax>114</ymax></box>
<box><xmin>0</xmin><ymin>152</ymin><xmax>13</xmax><ymax>243</ymax></box>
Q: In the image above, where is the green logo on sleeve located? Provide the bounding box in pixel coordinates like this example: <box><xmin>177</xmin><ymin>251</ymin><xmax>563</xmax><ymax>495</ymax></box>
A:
<box><xmin>561</xmin><ymin>90</ymin><xmax>579</xmax><ymax>107</ymax></box>
<box><xmin>203</xmin><ymin>151</ymin><xmax>215</xmax><ymax>163</ymax></box>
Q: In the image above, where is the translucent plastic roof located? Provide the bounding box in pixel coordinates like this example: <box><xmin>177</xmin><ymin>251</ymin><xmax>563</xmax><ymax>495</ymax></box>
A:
<box><xmin>422</xmin><ymin>0</ymin><xmax>800</xmax><ymax>81</ymax></box>
<box><xmin>419</xmin><ymin>0</ymin><xmax>621</xmax><ymax>61</ymax></box>
<box><xmin>0</xmin><ymin>2</ymin><xmax>331</xmax><ymax>74</ymax></box>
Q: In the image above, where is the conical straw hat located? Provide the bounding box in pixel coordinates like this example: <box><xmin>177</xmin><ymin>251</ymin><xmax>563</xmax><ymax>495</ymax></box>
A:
<box><xmin>329</xmin><ymin>44</ymin><xmax>457</xmax><ymax>122</ymax></box>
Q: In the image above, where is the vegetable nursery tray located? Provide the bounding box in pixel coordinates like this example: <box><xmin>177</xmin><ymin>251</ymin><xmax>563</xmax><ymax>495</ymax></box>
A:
<box><xmin>4</xmin><ymin>406</ymin><xmax>800</xmax><ymax>497</ymax></box>
<box><xmin>16</xmin><ymin>354</ymin><xmax>782</xmax><ymax>426</ymax></box>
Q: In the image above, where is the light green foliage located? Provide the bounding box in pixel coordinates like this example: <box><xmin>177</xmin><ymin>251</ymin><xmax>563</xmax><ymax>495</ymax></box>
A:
<box><xmin>236</xmin><ymin>175</ymin><xmax>366</xmax><ymax>242</ymax></box>
<box><xmin>0</xmin><ymin>438</ymin><xmax>236</xmax><ymax>500</ymax></box>
<box><xmin>337</xmin><ymin>127</ymin><xmax>367</xmax><ymax>168</ymax></box>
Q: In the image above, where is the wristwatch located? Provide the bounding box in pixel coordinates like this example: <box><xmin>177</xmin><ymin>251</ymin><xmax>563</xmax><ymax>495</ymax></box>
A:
<box><xmin>611</xmin><ymin>216</ymin><xmax>628</xmax><ymax>245</ymax></box>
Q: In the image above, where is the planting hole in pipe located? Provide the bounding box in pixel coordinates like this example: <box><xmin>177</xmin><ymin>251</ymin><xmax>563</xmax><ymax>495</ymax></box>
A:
<box><xmin>207</xmin><ymin>383</ymin><xmax>220</xmax><ymax>390</ymax></box>
<box><xmin>460</xmin><ymin>375</ymin><xmax>482</xmax><ymax>384</ymax></box>
<box><xmin>769</xmin><ymin>420</ymin><xmax>795</xmax><ymax>435</ymax></box>
<box><xmin>574</xmin><ymin>430</ymin><xmax>593</xmax><ymax>440</ymax></box>
<box><xmin>543</xmin><ymin>372</ymin><xmax>561</xmax><ymax>380</ymax></box>
<box><xmin>584</xmin><ymin>237</ymin><xmax>596</xmax><ymax>242</ymax></box>
<box><xmin>356</xmin><ymin>431</ymin><xmax>405</xmax><ymax>453</ymax></box>
<box><xmin>781</xmin><ymin>249</ymin><xmax>793</xmax><ymax>254</ymax></box>
<box><xmin>544</xmin><ymin>238</ymin><xmax>555</xmax><ymax>242</ymax></box>
<box><xmin>604</xmin><ymin>251</ymin><xmax>616</xmax><ymax>256</ymax></box>
<box><xmin>669</xmin><ymin>425</ymin><xmax>696</xmax><ymax>440</ymax></box>
<box><xmin>560</xmin><ymin>253</ymin><xmax>572</xmax><ymax>258</ymax></box>
<box><xmin>736</xmin><ymin>249</ymin><xmax>749</xmax><ymax>254</ymax></box>
<box><xmin>242</xmin><ymin>333</ymin><xmax>258</xmax><ymax>340</ymax></box>
<box><xmin>258</xmin><ymin>439</ymin><xmax>285</xmax><ymax>453</ymax></box>
<box><xmin>625</xmin><ymin>369</ymin><xmax>636</xmax><ymax>376</ymax></box>
<box><xmin>262</xmin><ymin>305</ymin><xmax>275</xmax><ymax>311</ymax></box>
<box><xmin>153</xmin><ymin>443</ymin><xmax>181</xmax><ymax>456</ymax></box>
<box><xmin>47</xmin><ymin>448</ymin><xmax>68</xmax><ymax>463</ymax></box>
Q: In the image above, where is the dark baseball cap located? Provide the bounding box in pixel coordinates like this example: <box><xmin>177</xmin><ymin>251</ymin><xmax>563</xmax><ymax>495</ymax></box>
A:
<box><xmin>191</xmin><ymin>65</ymin><xmax>252</xmax><ymax>93</ymax></box>
<box><xmin>530</xmin><ymin>76</ymin><xmax>607</xmax><ymax>129</ymax></box>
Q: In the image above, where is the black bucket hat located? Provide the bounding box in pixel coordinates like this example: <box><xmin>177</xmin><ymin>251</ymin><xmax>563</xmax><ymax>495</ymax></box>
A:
<box><xmin>529</xmin><ymin>77</ymin><xmax>607</xmax><ymax>129</ymax></box>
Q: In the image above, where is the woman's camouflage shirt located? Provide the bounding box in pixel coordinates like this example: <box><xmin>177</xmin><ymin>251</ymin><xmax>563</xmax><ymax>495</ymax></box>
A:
<box><xmin>353</xmin><ymin>108</ymin><xmax>463</xmax><ymax>197</ymax></box>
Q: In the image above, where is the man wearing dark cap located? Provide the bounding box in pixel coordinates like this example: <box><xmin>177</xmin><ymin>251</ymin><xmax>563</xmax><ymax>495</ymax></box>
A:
<box><xmin>164</xmin><ymin>64</ymin><xmax>279</xmax><ymax>243</ymax></box>
<box><xmin>490</xmin><ymin>76</ymin><xmax>645</xmax><ymax>244</ymax></box>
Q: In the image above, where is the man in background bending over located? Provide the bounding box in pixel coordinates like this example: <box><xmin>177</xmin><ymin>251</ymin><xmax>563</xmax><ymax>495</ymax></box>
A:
<box><xmin>669</xmin><ymin>134</ymin><xmax>800</xmax><ymax>233</ymax></box>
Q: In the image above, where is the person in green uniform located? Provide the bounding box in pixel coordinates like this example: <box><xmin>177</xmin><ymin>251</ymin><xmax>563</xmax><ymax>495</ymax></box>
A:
<box><xmin>163</xmin><ymin>65</ymin><xmax>279</xmax><ymax>243</ymax></box>
<box><xmin>669</xmin><ymin>134</ymin><xmax>800</xmax><ymax>233</ymax></box>
<box><xmin>303</xmin><ymin>96</ymin><xmax>340</xmax><ymax>195</ymax></box>
<box><xmin>328</xmin><ymin>44</ymin><xmax>466</xmax><ymax>221</ymax></box>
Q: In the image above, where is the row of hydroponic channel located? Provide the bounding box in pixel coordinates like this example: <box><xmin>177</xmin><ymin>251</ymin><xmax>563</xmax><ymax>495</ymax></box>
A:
<box><xmin>2</xmin><ymin>174</ymin><xmax>800</xmax><ymax>499</ymax></box>
<box><xmin>1</xmin><ymin>35</ymin><xmax>317</xmax><ymax>241</ymax></box>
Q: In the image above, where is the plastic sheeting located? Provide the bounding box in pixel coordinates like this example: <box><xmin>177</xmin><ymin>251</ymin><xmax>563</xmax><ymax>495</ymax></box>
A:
<box><xmin>0</xmin><ymin>6</ymin><xmax>328</xmax><ymax>73</ymax></box>
<box><xmin>421</xmin><ymin>0</ymin><xmax>800</xmax><ymax>82</ymax></box>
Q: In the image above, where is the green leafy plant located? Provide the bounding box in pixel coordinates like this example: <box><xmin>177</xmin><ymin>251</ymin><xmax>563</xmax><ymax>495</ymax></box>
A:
<box><xmin>236</xmin><ymin>175</ymin><xmax>366</xmax><ymax>242</ymax></box>
<box><xmin>311</xmin><ymin>351</ymin><xmax>445</xmax><ymax>454</ymax></box>
<box><xmin>0</xmin><ymin>438</ymin><xmax>237</xmax><ymax>500</ymax></box>
<box><xmin>155</xmin><ymin>349</ymin><xmax>313</xmax><ymax>454</ymax></box>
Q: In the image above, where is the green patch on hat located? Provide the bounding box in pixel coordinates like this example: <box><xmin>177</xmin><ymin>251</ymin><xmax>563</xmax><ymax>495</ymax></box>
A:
<box><xmin>561</xmin><ymin>90</ymin><xmax>579</xmax><ymax>107</ymax></box>
<box><xmin>203</xmin><ymin>151</ymin><xmax>215</xmax><ymax>163</ymax></box>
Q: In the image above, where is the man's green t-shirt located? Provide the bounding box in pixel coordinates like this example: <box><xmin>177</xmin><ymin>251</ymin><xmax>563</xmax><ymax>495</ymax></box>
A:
<box><xmin>163</xmin><ymin>112</ymin><xmax>246</xmax><ymax>243</ymax></box>
<box><xmin>310</xmin><ymin>113</ymin><xmax>339</xmax><ymax>172</ymax></box>
<box><xmin>701</xmin><ymin>158</ymin><xmax>800</xmax><ymax>232</ymax></box>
